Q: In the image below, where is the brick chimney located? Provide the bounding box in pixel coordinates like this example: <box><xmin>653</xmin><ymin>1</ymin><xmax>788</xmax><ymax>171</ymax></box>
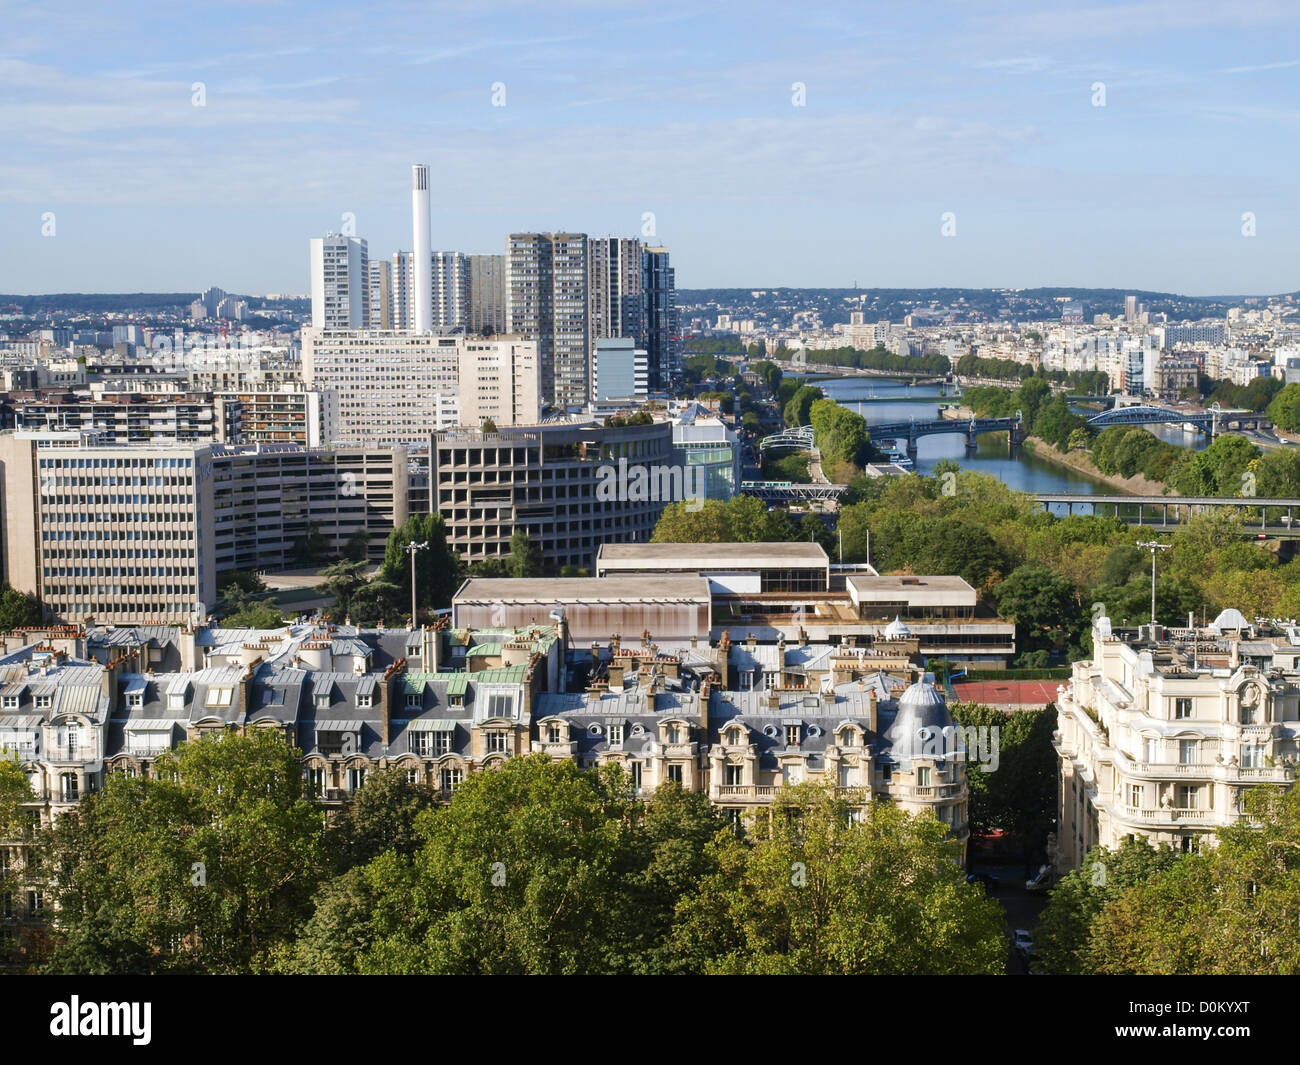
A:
<box><xmin>380</xmin><ymin>657</ymin><xmax>405</xmax><ymax>748</ymax></box>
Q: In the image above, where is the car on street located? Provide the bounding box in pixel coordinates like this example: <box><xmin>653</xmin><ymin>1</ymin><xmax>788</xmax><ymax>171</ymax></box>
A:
<box><xmin>1025</xmin><ymin>864</ymin><xmax>1052</xmax><ymax>892</ymax></box>
<box><xmin>966</xmin><ymin>872</ymin><xmax>999</xmax><ymax>891</ymax></box>
<box><xmin>1013</xmin><ymin>929</ymin><xmax>1033</xmax><ymax>957</ymax></box>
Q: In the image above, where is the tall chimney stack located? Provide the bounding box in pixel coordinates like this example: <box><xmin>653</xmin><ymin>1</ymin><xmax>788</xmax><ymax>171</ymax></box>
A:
<box><xmin>411</xmin><ymin>164</ymin><xmax>432</xmax><ymax>332</ymax></box>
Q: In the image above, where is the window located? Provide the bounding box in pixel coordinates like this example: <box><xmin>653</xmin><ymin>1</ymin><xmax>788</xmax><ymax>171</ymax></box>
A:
<box><xmin>314</xmin><ymin>693</ymin><xmax>330</xmax><ymax>710</ymax></box>
<box><xmin>34</xmin><ymin>695</ymin><xmax>51</xmax><ymax>709</ymax></box>
<box><xmin>1179</xmin><ymin>740</ymin><xmax>1197</xmax><ymax>765</ymax></box>
<box><xmin>607</xmin><ymin>723</ymin><xmax>623</xmax><ymax>746</ymax></box>
<box><xmin>206</xmin><ymin>687</ymin><xmax>233</xmax><ymax>707</ymax></box>
<box><xmin>441</xmin><ymin>767</ymin><xmax>463</xmax><ymax>793</ymax></box>
<box><xmin>0</xmin><ymin>696</ymin><xmax>17</xmax><ymax>710</ymax></box>
<box><xmin>357</xmin><ymin>692</ymin><xmax>373</xmax><ymax>709</ymax></box>
<box><xmin>405</xmin><ymin>769</ymin><xmax>420</xmax><ymax>785</ymax></box>
<box><xmin>839</xmin><ymin>729</ymin><xmax>856</xmax><ymax>747</ymax></box>
<box><xmin>667</xmin><ymin>725</ymin><xmax>682</xmax><ymax>744</ymax></box>
<box><xmin>66</xmin><ymin>724</ymin><xmax>79</xmax><ymax>758</ymax></box>
<box><xmin>1241</xmin><ymin>743</ymin><xmax>1264</xmax><ymax>769</ymax></box>
<box><xmin>546</xmin><ymin>723</ymin><xmax>562</xmax><ymax>743</ymax></box>
<box><xmin>725</xmin><ymin>764</ymin><xmax>744</xmax><ymax>786</ymax></box>
<box><xmin>27</xmin><ymin>891</ymin><xmax>42</xmax><ymax>915</ymax></box>
<box><xmin>667</xmin><ymin>764</ymin><xmax>683</xmax><ymax>784</ymax></box>
<box><xmin>411</xmin><ymin>732</ymin><xmax>433</xmax><ymax>757</ymax></box>
<box><xmin>1128</xmin><ymin>783</ymin><xmax>1144</xmax><ymax>808</ymax></box>
<box><xmin>347</xmin><ymin>767</ymin><xmax>366</xmax><ymax>792</ymax></box>
<box><xmin>59</xmin><ymin>773</ymin><xmax>78</xmax><ymax>802</ymax></box>
<box><xmin>916</xmin><ymin>766</ymin><xmax>931</xmax><ymax>787</ymax></box>
<box><xmin>406</xmin><ymin>692</ymin><xmax>422</xmax><ymax>709</ymax></box>
<box><xmin>486</xmin><ymin>732</ymin><xmax>508</xmax><ymax>754</ymax></box>
<box><xmin>880</xmin><ymin>763</ymin><xmax>893</xmax><ymax>783</ymax></box>
<box><xmin>1174</xmin><ymin>698</ymin><xmax>1193</xmax><ymax>719</ymax></box>
<box><xmin>486</xmin><ymin>693</ymin><xmax>515</xmax><ymax>719</ymax></box>
<box><xmin>307</xmin><ymin>766</ymin><xmax>325</xmax><ymax>795</ymax></box>
<box><xmin>839</xmin><ymin>765</ymin><xmax>857</xmax><ymax>788</ymax></box>
<box><xmin>785</xmin><ymin>724</ymin><xmax>800</xmax><ymax>747</ymax></box>
<box><xmin>1175</xmin><ymin>785</ymin><xmax>1199</xmax><ymax>810</ymax></box>
<box><xmin>1143</xmin><ymin>737</ymin><xmax>1160</xmax><ymax>764</ymax></box>
<box><xmin>630</xmin><ymin>761</ymin><xmax>642</xmax><ymax>789</ymax></box>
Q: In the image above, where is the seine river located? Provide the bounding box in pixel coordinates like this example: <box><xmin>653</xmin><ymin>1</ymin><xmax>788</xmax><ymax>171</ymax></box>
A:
<box><xmin>813</xmin><ymin>377</ymin><xmax>1209</xmax><ymax>506</ymax></box>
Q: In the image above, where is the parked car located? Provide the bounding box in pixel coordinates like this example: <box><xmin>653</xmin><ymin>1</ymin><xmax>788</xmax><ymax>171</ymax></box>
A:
<box><xmin>1025</xmin><ymin>864</ymin><xmax>1053</xmax><ymax>892</ymax></box>
<box><xmin>1013</xmin><ymin>929</ymin><xmax>1033</xmax><ymax>957</ymax></box>
<box><xmin>966</xmin><ymin>872</ymin><xmax>1000</xmax><ymax>891</ymax></box>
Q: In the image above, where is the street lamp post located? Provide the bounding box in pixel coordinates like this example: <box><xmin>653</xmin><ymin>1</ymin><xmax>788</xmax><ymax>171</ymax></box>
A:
<box><xmin>406</xmin><ymin>540</ymin><xmax>428</xmax><ymax>629</ymax></box>
<box><xmin>1136</xmin><ymin>540</ymin><xmax>1170</xmax><ymax>625</ymax></box>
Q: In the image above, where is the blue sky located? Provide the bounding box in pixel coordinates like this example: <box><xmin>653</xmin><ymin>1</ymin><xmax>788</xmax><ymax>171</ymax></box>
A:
<box><xmin>3</xmin><ymin>0</ymin><xmax>1300</xmax><ymax>295</ymax></box>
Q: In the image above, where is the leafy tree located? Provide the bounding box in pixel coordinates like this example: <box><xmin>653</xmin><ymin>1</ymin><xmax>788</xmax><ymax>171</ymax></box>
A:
<box><xmin>505</xmin><ymin>528</ymin><xmax>543</xmax><ymax>578</ymax></box>
<box><xmin>291</xmin><ymin>520</ymin><xmax>332</xmax><ymax>565</ymax></box>
<box><xmin>1035</xmin><ymin>837</ymin><xmax>1183</xmax><ymax>974</ymax></box>
<box><xmin>673</xmin><ymin>785</ymin><xmax>1005</xmax><ymax>974</ymax></box>
<box><xmin>353</xmin><ymin>757</ymin><xmax>719</xmax><ymax>975</ymax></box>
<box><xmin>994</xmin><ymin>563</ymin><xmax>1081</xmax><ymax>655</ymax></box>
<box><xmin>0</xmin><ymin>583</ymin><xmax>43</xmax><ymax>631</ymax></box>
<box><xmin>220</xmin><ymin>600</ymin><xmax>285</xmax><ymax>629</ymax></box>
<box><xmin>480</xmin><ymin>417</ymin><xmax>498</xmax><ymax>433</ymax></box>
<box><xmin>347</xmin><ymin>579</ymin><xmax>406</xmax><ymax>626</ymax></box>
<box><xmin>41</xmin><ymin>731</ymin><xmax>326</xmax><ymax>974</ymax></box>
<box><xmin>381</xmin><ymin>513</ymin><xmax>460</xmax><ymax>611</ymax></box>
<box><xmin>328</xmin><ymin>768</ymin><xmax>439</xmax><ymax>868</ymax></box>
<box><xmin>783</xmin><ymin>385</ymin><xmax>824</xmax><ymax>427</ymax></box>
<box><xmin>316</xmin><ymin>559</ymin><xmax>370</xmax><ymax>619</ymax></box>
<box><xmin>1267</xmin><ymin>383</ymin><xmax>1300</xmax><ymax>433</ymax></box>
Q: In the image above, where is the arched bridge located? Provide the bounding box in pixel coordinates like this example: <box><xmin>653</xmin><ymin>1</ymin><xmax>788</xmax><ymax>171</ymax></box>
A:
<box><xmin>1085</xmin><ymin>404</ymin><xmax>1266</xmax><ymax>436</ymax></box>
<box><xmin>867</xmin><ymin>415</ymin><xmax>1024</xmax><ymax>455</ymax></box>
<box><xmin>758</xmin><ymin>425</ymin><xmax>815</xmax><ymax>452</ymax></box>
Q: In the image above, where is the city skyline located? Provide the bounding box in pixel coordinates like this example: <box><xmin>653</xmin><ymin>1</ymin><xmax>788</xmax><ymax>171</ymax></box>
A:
<box><xmin>3</xmin><ymin>0</ymin><xmax>1300</xmax><ymax>295</ymax></box>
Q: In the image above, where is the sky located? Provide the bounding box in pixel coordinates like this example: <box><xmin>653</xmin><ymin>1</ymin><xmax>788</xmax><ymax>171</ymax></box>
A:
<box><xmin>3</xmin><ymin>0</ymin><xmax>1300</xmax><ymax>296</ymax></box>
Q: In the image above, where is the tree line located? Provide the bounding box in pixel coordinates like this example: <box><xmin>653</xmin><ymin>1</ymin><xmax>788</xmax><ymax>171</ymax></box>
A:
<box><xmin>11</xmin><ymin>738</ymin><xmax>1006</xmax><ymax>975</ymax></box>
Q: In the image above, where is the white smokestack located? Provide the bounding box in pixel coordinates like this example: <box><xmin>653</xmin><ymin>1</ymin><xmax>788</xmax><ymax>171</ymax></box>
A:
<box><xmin>411</xmin><ymin>164</ymin><xmax>432</xmax><ymax>332</ymax></box>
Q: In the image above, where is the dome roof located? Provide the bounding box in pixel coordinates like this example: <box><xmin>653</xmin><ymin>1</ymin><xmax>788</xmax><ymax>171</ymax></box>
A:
<box><xmin>883</xmin><ymin>615</ymin><xmax>913</xmax><ymax>638</ymax></box>
<box><xmin>883</xmin><ymin>673</ymin><xmax>954</xmax><ymax>766</ymax></box>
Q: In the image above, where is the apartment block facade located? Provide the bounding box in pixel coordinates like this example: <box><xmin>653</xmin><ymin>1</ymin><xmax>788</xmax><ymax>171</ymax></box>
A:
<box><xmin>506</xmin><ymin>233</ymin><xmax>590</xmax><ymax>409</ymax></box>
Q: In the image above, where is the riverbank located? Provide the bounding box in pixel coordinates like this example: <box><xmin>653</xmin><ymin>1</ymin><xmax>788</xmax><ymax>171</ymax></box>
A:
<box><xmin>1021</xmin><ymin>437</ymin><xmax>1169</xmax><ymax>496</ymax></box>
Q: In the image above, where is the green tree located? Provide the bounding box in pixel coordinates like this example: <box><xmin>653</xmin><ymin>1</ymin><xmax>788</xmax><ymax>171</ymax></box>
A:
<box><xmin>382</xmin><ymin>513</ymin><xmax>460</xmax><ymax>611</ymax></box>
<box><xmin>480</xmin><ymin>417</ymin><xmax>498</xmax><ymax>433</ymax></box>
<box><xmin>291</xmin><ymin>520</ymin><xmax>332</xmax><ymax>565</ymax></box>
<box><xmin>1266</xmin><ymin>382</ymin><xmax>1300</xmax><ymax>433</ymax></box>
<box><xmin>42</xmin><ymin>730</ymin><xmax>326</xmax><ymax>974</ymax></box>
<box><xmin>994</xmin><ymin>563</ymin><xmax>1081</xmax><ymax>655</ymax></box>
<box><xmin>343</xmin><ymin>527</ymin><xmax>371</xmax><ymax>562</ymax></box>
<box><xmin>316</xmin><ymin>559</ymin><xmax>370</xmax><ymax>619</ymax></box>
<box><xmin>0</xmin><ymin>583</ymin><xmax>43</xmax><ymax>631</ymax></box>
<box><xmin>505</xmin><ymin>528</ymin><xmax>542</xmax><ymax>578</ymax></box>
<box><xmin>347</xmin><ymin>579</ymin><xmax>406</xmax><ymax>626</ymax></box>
<box><xmin>1035</xmin><ymin>837</ymin><xmax>1183</xmax><ymax>974</ymax></box>
<box><xmin>328</xmin><ymin>767</ymin><xmax>439</xmax><ymax>868</ymax></box>
<box><xmin>673</xmin><ymin>785</ymin><xmax>1006</xmax><ymax>974</ymax></box>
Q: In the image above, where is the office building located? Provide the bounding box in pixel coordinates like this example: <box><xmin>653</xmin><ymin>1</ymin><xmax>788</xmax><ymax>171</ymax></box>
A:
<box><xmin>367</xmin><ymin>259</ymin><xmax>393</xmax><ymax>331</ymax></box>
<box><xmin>432</xmin><ymin>251</ymin><xmax>469</xmax><ymax>329</ymax></box>
<box><xmin>0</xmin><ymin>432</ymin><xmax>407</xmax><ymax>624</ymax></box>
<box><xmin>507</xmin><ymin>233</ymin><xmax>590</xmax><ymax>409</ymax></box>
<box><xmin>309</xmin><ymin>235</ymin><xmax>369</xmax><ymax>330</ymax></box>
<box><xmin>468</xmin><ymin>254</ymin><xmax>507</xmax><ymax>335</ymax></box>
<box><xmin>589</xmin><ymin>236</ymin><xmax>643</xmax><ymax>344</ymax></box>
<box><xmin>430</xmin><ymin>419</ymin><xmax>676</xmax><ymax>570</ymax></box>
<box><xmin>591</xmin><ymin>338</ymin><xmax>648</xmax><ymax>402</ymax></box>
<box><xmin>641</xmin><ymin>246</ymin><xmax>680</xmax><ymax>388</ymax></box>
<box><xmin>300</xmin><ymin>329</ymin><xmax>541</xmax><ymax>445</ymax></box>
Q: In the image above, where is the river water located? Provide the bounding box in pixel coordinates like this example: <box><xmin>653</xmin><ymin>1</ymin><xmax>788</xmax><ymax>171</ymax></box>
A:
<box><xmin>812</xmin><ymin>377</ymin><xmax>1209</xmax><ymax>508</ymax></box>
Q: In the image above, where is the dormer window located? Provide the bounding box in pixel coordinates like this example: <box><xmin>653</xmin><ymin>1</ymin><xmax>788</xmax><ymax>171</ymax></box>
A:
<box><xmin>726</xmin><ymin>727</ymin><xmax>744</xmax><ymax>746</ymax></box>
<box><xmin>450</xmin><ymin>694</ymin><xmax>463</xmax><ymax>707</ymax></box>
<box><xmin>127</xmin><ymin>692</ymin><xmax>143</xmax><ymax>708</ymax></box>
<box><xmin>839</xmin><ymin>729</ymin><xmax>856</xmax><ymax>747</ymax></box>
<box><xmin>406</xmin><ymin>692</ymin><xmax>422</xmax><ymax>709</ymax></box>
<box><xmin>0</xmin><ymin>696</ymin><xmax>17</xmax><ymax>710</ymax></box>
<box><xmin>34</xmin><ymin>695</ymin><xmax>52</xmax><ymax>709</ymax></box>
<box><xmin>547</xmin><ymin>723</ymin><xmax>563</xmax><ymax>743</ymax></box>
<box><xmin>785</xmin><ymin>724</ymin><xmax>801</xmax><ymax>747</ymax></box>
<box><xmin>205</xmin><ymin>687</ymin><xmax>233</xmax><ymax>707</ymax></box>
<box><xmin>667</xmin><ymin>724</ymin><xmax>682</xmax><ymax>744</ymax></box>
<box><xmin>315</xmin><ymin>693</ymin><xmax>331</xmax><ymax>710</ymax></box>
<box><xmin>357</xmin><ymin>692</ymin><xmax>373</xmax><ymax>709</ymax></box>
<box><xmin>608</xmin><ymin>723</ymin><xmax>624</xmax><ymax>746</ymax></box>
<box><xmin>486</xmin><ymin>693</ymin><xmax>514</xmax><ymax>719</ymax></box>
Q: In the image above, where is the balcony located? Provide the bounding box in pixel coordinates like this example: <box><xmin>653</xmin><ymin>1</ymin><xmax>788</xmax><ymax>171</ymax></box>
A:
<box><xmin>1120</xmin><ymin>806</ymin><xmax>1219</xmax><ymax>826</ymax></box>
<box><xmin>712</xmin><ymin>785</ymin><xmax>777</xmax><ymax>800</ymax></box>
